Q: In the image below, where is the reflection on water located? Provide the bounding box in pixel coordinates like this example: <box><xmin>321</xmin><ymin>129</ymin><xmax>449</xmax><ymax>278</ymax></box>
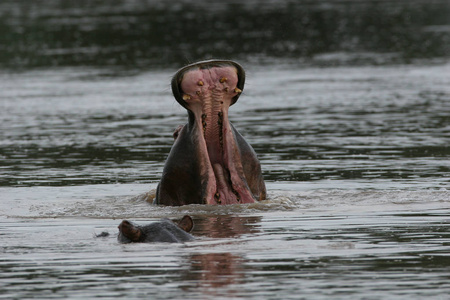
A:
<box><xmin>0</xmin><ymin>0</ymin><xmax>449</xmax><ymax>68</ymax></box>
<box><xmin>193</xmin><ymin>215</ymin><xmax>261</xmax><ymax>238</ymax></box>
<box><xmin>186</xmin><ymin>253</ymin><xmax>244</xmax><ymax>291</ymax></box>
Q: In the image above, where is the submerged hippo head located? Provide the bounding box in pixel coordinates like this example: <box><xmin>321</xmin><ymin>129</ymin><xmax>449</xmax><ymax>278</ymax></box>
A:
<box><xmin>154</xmin><ymin>59</ymin><xmax>266</xmax><ymax>206</ymax></box>
<box><xmin>118</xmin><ymin>215</ymin><xmax>194</xmax><ymax>243</ymax></box>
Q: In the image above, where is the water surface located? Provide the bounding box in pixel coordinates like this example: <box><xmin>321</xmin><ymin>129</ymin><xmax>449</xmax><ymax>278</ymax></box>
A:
<box><xmin>1</xmin><ymin>0</ymin><xmax>449</xmax><ymax>299</ymax></box>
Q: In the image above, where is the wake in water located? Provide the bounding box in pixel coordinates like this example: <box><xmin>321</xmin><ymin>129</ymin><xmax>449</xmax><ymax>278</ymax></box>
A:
<box><xmin>16</xmin><ymin>184</ymin><xmax>448</xmax><ymax>219</ymax></box>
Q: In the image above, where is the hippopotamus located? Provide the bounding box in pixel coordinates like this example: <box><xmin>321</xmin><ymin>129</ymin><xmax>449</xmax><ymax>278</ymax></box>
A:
<box><xmin>154</xmin><ymin>59</ymin><xmax>266</xmax><ymax>206</ymax></box>
<box><xmin>117</xmin><ymin>215</ymin><xmax>194</xmax><ymax>243</ymax></box>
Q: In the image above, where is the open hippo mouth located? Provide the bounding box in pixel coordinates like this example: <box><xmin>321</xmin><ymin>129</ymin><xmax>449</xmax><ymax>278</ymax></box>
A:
<box><xmin>155</xmin><ymin>60</ymin><xmax>266</xmax><ymax>206</ymax></box>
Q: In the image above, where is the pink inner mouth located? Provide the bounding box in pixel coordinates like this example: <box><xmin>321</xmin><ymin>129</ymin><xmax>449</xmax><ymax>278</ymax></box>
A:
<box><xmin>179</xmin><ymin>66</ymin><xmax>255</xmax><ymax>205</ymax></box>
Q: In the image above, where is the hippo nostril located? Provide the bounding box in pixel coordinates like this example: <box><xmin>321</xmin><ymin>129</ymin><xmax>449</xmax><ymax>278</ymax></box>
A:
<box><xmin>196</xmin><ymin>91</ymin><xmax>201</xmax><ymax>96</ymax></box>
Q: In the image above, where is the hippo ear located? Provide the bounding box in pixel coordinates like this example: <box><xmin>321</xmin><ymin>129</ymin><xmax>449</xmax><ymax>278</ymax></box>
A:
<box><xmin>177</xmin><ymin>215</ymin><xmax>194</xmax><ymax>232</ymax></box>
<box><xmin>118</xmin><ymin>220</ymin><xmax>142</xmax><ymax>242</ymax></box>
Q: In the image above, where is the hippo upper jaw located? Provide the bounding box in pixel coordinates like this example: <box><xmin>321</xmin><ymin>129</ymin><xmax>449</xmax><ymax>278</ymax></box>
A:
<box><xmin>171</xmin><ymin>59</ymin><xmax>245</xmax><ymax>109</ymax></box>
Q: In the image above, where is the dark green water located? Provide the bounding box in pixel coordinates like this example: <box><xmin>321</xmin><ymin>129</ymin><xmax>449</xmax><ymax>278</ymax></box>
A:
<box><xmin>1</xmin><ymin>1</ymin><xmax>449</xmax><ymax>299</ymax></box>
<box><xmin>0</xmin><ymin>0</ymin><xmax>449</xmax><ymax>68</ymax></box>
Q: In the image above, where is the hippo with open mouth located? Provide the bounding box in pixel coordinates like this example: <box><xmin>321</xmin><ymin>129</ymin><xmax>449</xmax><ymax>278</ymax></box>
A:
<box><xmin>154</xmin><ymin>60</ymin><xmax>266</xmax><ymax>206</ymax></box>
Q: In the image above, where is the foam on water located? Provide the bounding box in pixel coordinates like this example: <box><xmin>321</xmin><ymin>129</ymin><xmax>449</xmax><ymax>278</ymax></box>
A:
<box><xmin>2</xmin><ymin>183</ymin><xmax>448</xmax><ymax>220</ymax></box>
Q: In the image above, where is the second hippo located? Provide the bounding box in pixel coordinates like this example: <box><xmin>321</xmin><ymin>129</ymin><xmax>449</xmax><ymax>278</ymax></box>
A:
<box><xmin>118</xmin><ymin>215</ymin><xmax>194</xmax><ymax>243</ymax></box>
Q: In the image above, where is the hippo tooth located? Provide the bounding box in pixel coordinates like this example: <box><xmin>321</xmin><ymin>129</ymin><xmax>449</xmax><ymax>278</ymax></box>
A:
<box><xmin>197</xmin><ymin>80</ymin><xmax>204</xmax><ymax>86</ymax></box>
<box><xmin>201</xmin><ymin>114</ymin><xmax>207</xmax><ymax>133</ymax></box>
<box><xmin>219</xmin><ymin>77</ymin><xmax>227</xmax><ymax>83</ymax></box>
<box><xmin>182</xmin><ymin>94</ymin><xmax>191</xmax><ymax>100</ymax></box>
<box><xmin>196</xmin><ymin>91</ymin><xmax>201</xmax><ymax>96</ymax></box>
<box><xmin>234</xmin><ymin>88</ymin><xmax>242</xmax><ymax>93</ymax></box>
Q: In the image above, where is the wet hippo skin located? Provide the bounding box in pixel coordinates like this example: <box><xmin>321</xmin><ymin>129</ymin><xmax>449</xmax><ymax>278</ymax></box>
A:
<box><xmin>118</xmin><ymin>215</ymin><xmax>194</xmax><ymax>243</ymax></box>
<box><xmin>154</xmin><ymin>60</ymin><xmax>266</xmax><ymax>206</ymax></box>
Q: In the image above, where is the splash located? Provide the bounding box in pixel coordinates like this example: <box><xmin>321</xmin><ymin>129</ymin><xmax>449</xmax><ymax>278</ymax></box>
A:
<box><xmin>18</xmin><ymin>186</ymin><xmax>449</xmax><ymax>220</ymax></box>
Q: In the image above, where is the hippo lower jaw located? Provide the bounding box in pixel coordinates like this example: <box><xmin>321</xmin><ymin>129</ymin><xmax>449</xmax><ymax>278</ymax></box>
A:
<box><xmin>177</xmin><ymin>63</ymin><xmax>256</xmax><ymax>205</ymax></box>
